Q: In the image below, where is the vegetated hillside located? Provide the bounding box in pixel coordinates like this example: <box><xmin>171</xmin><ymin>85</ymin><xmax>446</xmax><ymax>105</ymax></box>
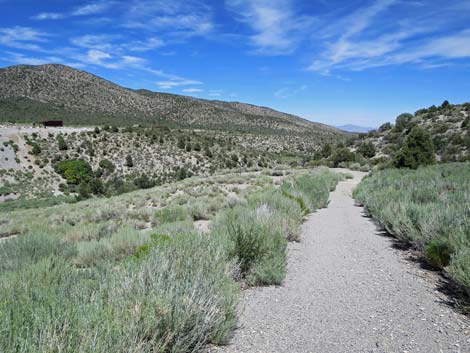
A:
<box><xmin>0</xmin><ymin>122</ymin><xmax>333</xmax><ymax>205</ymax></box>
<box><xmin>0</xmin><ymin>64</ymin><xmax>344</xmax><ymax>138</ymax></box>
<box><xmin>355</xmin><ymin>101</ymin><xmax>470</xmax><ymax>163</ymax></box>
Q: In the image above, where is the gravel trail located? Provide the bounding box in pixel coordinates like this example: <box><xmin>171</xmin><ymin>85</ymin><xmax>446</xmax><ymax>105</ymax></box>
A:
<box><xmin>211</xmin><ymin>170</ymin><xmax>470</xmax><ymax>353</ymax></box>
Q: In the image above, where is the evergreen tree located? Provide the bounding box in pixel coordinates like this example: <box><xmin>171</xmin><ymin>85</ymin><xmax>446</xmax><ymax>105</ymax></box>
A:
<box><xmin>125</xmin><ymin>155</ymin><xmax>134</xmax><ymax>168</ymax></box>
<box><xmin>321</xmin><ymin>143</ymin><xmax>332</xmax><ymax>158</ymax></box>
<box><xmin>357</xmin><ymin>142</ymin><xmax>376</xmax><ymax>158</ymax></box>
<box><xmin>394</xmin><ymin>126</ymin><xmax>435</xmax><ymax>169</ymax></box>
<box><xmin>57</xmin><ymin>135</ymin><xmax>68</xmax><ymax>150</ymax></box>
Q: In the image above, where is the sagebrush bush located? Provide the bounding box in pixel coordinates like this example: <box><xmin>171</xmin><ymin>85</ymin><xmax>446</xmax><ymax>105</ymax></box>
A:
<box><xmin>213</xmin><ymin>204</ymin><xmax>287</xmax><ymax>286</ymax></box>
<box><xmin>0</xmin><ymin>233</ymin><xmax>77</xmax><ymax>272</ymax></box>
<box><xmin>354</xmin><ymin>163</ymin><xmax>470</xmax><ymax>294</ymax></box>
<box><xmin>0</xmin><ymin>232</ymin><xmax>239</xmax><ymax>353</ymax></box>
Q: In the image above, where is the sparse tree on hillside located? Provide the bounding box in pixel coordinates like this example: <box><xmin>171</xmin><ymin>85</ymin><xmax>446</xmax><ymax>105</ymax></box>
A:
<box><xmin>441</xmin><ymin>100</ymin><xmax>450</xmax><ymax>109</ymax></box>
<box><xmin>125</xmin><ymin>155</ymin><xmax>134</xmax><ymax>168</ymax></box>
<box><xmin>57</xmin><ymin>135</ymin><xmax>68</xmax><ymax>150</ymax></box>
<box><xmin>330</xmin><ymin>148</ymin><xmax>356</xmax><ymax>167</ymax></box>
<box><xmin>379</xmin><ymin>122</ymin><xmax>392</xmax><ymax>132</ymax></box>
<box><xmin>321</xmin><ymin>143</ymin><xmax>332</xmax><ymax>158</ymax></box>
<box><xmin>394</xmin><ymin>126</ymin><xmax>435</xmax><ymax>169</ymax></box>
<box><xmin>31</xmin><ymin>143</ymin><xmax>41</xmax><ymax>155</ymax></box>
<box><xmin>395</xmin><ymin>113</ymin><xmax>413</xmax><ymax>132</ymax></box>
<box><xmin>357</xmin><ymin>142</ymin><xmax>376</xmax><ymax>158</ymax></box>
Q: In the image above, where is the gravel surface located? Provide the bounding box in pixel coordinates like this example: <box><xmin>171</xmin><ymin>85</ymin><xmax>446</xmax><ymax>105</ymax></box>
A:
<box><xmin>209</xmin><ymin>170</ymin><xmax>470</xmax><ymax>353</ymax></box>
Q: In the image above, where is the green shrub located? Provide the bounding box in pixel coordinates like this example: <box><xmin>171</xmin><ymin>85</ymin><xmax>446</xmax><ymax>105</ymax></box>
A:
<box><xmin>0</xmin><ymin>233</ymin><xmax>77</xmax><ymax>272</ymax></box>
<box><xmin>57</xmin><ymin>134</ymin><xmax>68</xmax><ymax>150</ymax></box>
<box><xmin>153</xmin><ymin>205</ymin><xmax>190</xmax><ymax>225</ymax></box>
<box><xmin>357</xmin><ymin>142</ymin><xmax>376</xmax><ymax>158</ymax></box>
<box><xmin>54</xmin><ymin>159</ymin><xmax>93</xmax><ymax>184</ymax></box>
<box><xmin>330</xmin><ymin>147</ymin><xmax>356</xmax><ymax>167</ymax></box>
<box><xmin>426</xmin><ymin>238</ymin><xmax>454</xmax><ymax>269</ymax></box>
<box><xmin>31</xmin><ymin>143</ymin><xmax>41</xmax><ymax>155</ymax></box>
<box><xmin>99</xmin><ymin>159</ymin><xmax>115</xmax><ymax>172</ymax></box>
<box><xmin>213</xmin><ymin>205</ymin><xmax>287</xmax><ymax>285</ymax></box>
<box><xmin>133</xmin><ymin>174</ymin><xmax>155</xmax><ymax>189</ymax></box>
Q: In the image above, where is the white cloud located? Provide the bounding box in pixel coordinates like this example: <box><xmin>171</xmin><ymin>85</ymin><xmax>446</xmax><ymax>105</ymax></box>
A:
<box><xmin>274</xmin><ymin>85</ymin><xmax>307</xmax><ymax>99</ymax></box>
<box><xmin>226</xmin><ymin>0</ymin><xmax>314</xmax><ymax>55</ymax></box>
<box><xmin>0</xmin><ymin>26</ymin><xmax>48</xmax><ymax>51</ymax></box>
<box><xmin>72</xmin><ymin>2</ymin><xmax>111</xmax><ymax>16</ymax></box>
<box><xmin>126</xmin><ymin>37</ymin><xmax>165</xmax><ymax>51</ymax></box>
<box><xmin>122</xmin><ymin>55</ymin><xmax>146</xmax><ymax>64</ymax></box>
<box><xmin>70</xmin><ymin>34</ymin><xmax>117</xmax><ymax>51</ymax></box>
<box><xmin>31</xmin><ymin>12</ymin><xmax>65</xmax><ymax>20</ymax></box>
<box><xmin>182</xmin><ymin>88</ymin><xmax>203</xmax><ymax>93</ymax></box>
<box><xmin>31</xmin><ymin>1</ymin><xmax>112</xmax><ymax>21</ymax></box>
<box><xmin>156</xmin><ymin>79</ymin><xmax>203</xmax><ymax>89</ymax></box>
<box><xmin>124</xmin><ymin>0</ymin><xmax>214</xmax><ymax>38</ymax></box>
<box><xmin>307</xmin><ymin>0</ymin><xmax>470</xmax><ymax>74</ymax></box>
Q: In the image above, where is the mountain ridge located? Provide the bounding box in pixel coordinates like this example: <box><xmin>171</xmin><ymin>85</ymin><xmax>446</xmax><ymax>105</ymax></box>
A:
<box><xmin>0</xmin><ymin>64</ymin><xmax>345</xmax><ymax>139</ymax></box>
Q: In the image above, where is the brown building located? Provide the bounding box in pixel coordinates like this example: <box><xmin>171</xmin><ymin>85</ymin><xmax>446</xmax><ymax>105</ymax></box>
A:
<box><xmin>42</xmin><ymin>120</ymin><xmax>63</xmax><ymax>127</ymax></box>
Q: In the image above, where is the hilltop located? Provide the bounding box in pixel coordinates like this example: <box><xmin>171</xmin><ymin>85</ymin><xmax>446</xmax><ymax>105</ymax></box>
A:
<box><xmin>0</xmin><ymin>64</ymin><xmax>342</xmax><ymax>139</ymax></box>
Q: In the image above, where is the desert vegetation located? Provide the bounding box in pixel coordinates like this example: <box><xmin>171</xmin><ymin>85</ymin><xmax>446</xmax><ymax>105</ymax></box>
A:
<box><xmin>0</xmin><ymin>167</ymin><xmax>345</xmax><ymax>352</ymax></box>
<box><xmin>354</xmin><ymin>163</ymin><xmax>470</xmax><ymax>297</ymax></box>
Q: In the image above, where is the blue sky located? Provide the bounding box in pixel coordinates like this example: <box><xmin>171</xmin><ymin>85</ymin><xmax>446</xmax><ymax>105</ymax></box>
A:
<box><xmin>1</xmin><ymin>0</ymin><xmax>470</xmax><ymax>127</ymax></box>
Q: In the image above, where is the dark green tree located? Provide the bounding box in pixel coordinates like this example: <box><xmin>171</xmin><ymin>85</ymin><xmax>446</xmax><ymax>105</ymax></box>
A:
<box><xmin>330</xmin><ymin>148</ymin><xmax>356</xmax><ymax>167</ymax></box>
<box><xmin>394</xmin><ymin>126</ymin><xmax>435</xmax><ymax>169</ymax></box>
<box><xmin>357</xmin><ymin>142</ymin><xmax>376</xmax><ymax>158</ymax></box>
<box><xmin>395</xmin><ymin>113</ymin><xmax>413</xmax><ymax>132</ymax></box>
<box><xmin>125</xmin><ymin>155</ymin><xmax>134</xmax><ymax>168</ymax></box>
<box><xmin>441</xmin><ymin>100</ymin><xmax>450</xmax><ymax>109</ymax></box>
<box><xmin>57</xmin><ymin>135</ymin><xmax>68</xmax><ymax>151</ymax></box>
<box><xmin>31</xmin><ymin>143</ymin><xmax>41</xmax><ymax>155</ymax></box>
<box><xmin>177</xmin><ymin>138</ymin><xmax>186</xmax><ymax>149</ymax></box>
<box><xmin>379</xmin><ymin>122</ymin><xmax>392</xmax><ymax>132</ymax></box>
<box><xmin>321</xmin><ymin>143</ymin><xmax>332</xmax><ymax>158</ymax></box>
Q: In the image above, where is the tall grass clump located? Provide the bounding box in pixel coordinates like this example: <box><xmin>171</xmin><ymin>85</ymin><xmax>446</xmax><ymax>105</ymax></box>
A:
<box><xmin>354</xmin><ymin>162</ymin><xmax>470</xmax><ymax>295</ymax></box>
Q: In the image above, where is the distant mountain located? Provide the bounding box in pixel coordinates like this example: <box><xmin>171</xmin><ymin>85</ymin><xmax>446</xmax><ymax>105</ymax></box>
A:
<box><xmin>0</xmin><ymin>64</ymin><xmax>346</xmax><ymax>141</ymax></box>
<box><xmin>336</xmin><ymin>124</ymin><xmax>375</xmax><ymax>133</ymax></box>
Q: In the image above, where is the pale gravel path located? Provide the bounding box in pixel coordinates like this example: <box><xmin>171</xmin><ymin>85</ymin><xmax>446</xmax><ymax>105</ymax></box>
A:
<box><xmin>210</xmin><ymin>170</ymin><xmax>470</xmax><ymax>353</ymax></box>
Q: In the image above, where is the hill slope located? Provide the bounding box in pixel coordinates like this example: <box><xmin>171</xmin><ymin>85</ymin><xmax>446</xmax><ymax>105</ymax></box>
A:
<box><xmin>0</xmin><ymin>64</ymin><xmax>342</xmax><ymax>138</ymax></box>
<box><xmin>355</xmin><ymin>101</ymin><xmax>470</xmax><ymax>162</ymax></box>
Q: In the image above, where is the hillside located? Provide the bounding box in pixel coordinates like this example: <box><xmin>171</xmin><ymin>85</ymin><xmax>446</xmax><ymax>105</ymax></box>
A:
<box><xmin>0</xmin><ymin>64</ymin><xmax>343</xmax><ymax>138</ymax></box>
<box><xmin>354</xmin><ymin>101</ymin><xmax>470</xmax><ymax>163</ymax></box>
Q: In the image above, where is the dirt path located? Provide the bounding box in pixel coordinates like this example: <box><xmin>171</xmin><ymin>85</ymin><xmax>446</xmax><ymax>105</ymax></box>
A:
<box><xmin>211</xmin><ymin>170</ymin><xmax>470</xmax><ymax>353</ymax></box>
